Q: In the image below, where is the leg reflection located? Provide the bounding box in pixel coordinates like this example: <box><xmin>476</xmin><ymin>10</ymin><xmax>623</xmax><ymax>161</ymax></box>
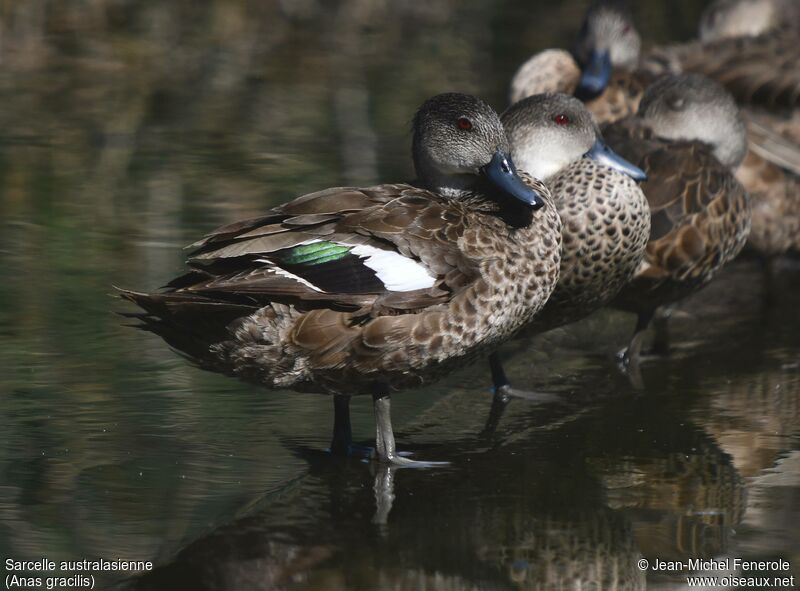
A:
<box><xmin>371</xmin><ymin>462</ymin><xmax>398</xmax><ymax>527</ymax></box>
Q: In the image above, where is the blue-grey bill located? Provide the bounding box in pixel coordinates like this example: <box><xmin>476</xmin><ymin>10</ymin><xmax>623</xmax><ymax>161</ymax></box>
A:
<box><xmin>575</xmin><ymin>49</ymin><xmax>612</xmax><ymax>100</ymax></box>
<box><xmin>481</xmin><ymin>150</ymin><xmax>545</xmax><ymax>210</ymax></box>
<box><xmin>585</xmin><ymin>139</ymin><xmax>647</xmax><ymax>181</ymax></box>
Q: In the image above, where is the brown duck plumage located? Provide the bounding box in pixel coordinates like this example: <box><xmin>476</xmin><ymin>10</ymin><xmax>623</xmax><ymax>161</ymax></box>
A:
<box><xmin>510</xmin><ymin>1</ymin><xmax>648</xmax><ymax>125</ymax></box>
<box><xmin>737</xmin><ymin>149</ymin><xmax>800</xmax><ymax>257</ymax></box>
<box><xmin>582</xmin><ymin>69</ymin><xmax>654</xmax><ymax>124</ymax></box>
<box><xmin>641</xmin><ymin>0</ymin><xmax>800</xmax><ymax>258</ymax></box>
<box><xmin>481</xmin><ymin>93</ymin><xmax>649</xmax><ymax>398</ymax></box>
<box><xmin>120</xmin><ymin>93</ymin><xmax>562</xmax><ymax>465</ymax></box>
<box><xmin>603</xmin><ymin>75</ymin><xmax>751</xmax><ymax>366</ymax></box>
<box><xmin>645</xmin><ymin>28</ymin><xmax>800</xmax><ymax>110</ymax></box>
<box><xmin>502</xmin><ymin>94</ymin><xmax>650</xmax><ymax>335</ymax></box>
<box><xmin>644</xmin><ymin>0</ymin><xmax>800</xmax><ymax>110</ymax></box>
<box><xmin>510</xmin><ymin>49</ymin><xmax>654</xmax><ymax>127</ymax></box>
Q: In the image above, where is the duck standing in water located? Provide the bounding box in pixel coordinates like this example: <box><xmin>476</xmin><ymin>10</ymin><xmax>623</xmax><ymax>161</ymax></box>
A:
<box><xmin>603</xmin><ymin>74</ymin><xmax>751</xmax><ymax>370</ymax></box>
<box><xmin>120</xmin><ymin>93</ymin><xmax>562</xmax><ymax>466</ymax></box>
<box><xmin>513</xmin><ymin>0</ymin><xmax>785</xmax><ymax>362</ymax></box>
<box><xmin>540</xmin><ymin>0</ymin><xmax>800</xmax><ymax>263</ymax></box>
<box><xmin>485</xmin><ymin>93</ymin><xmax>649</xmax><ymax>400</ymax></box>
<box><xmin>643</xmin><ymin>0</ymin><xmax>800</xmax><ymax>261</ymax></box>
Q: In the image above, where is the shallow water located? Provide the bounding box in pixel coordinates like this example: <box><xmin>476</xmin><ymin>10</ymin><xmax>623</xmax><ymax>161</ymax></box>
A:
<box><xmin>0</xmin><ymin>1</ymin><xmax>798</xmax><ymax>590</ymax></box>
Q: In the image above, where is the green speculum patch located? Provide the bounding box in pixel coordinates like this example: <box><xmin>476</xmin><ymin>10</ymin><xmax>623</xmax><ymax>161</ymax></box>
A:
<box><xmin>280</xmin><ymin>242</ymin><xmax>352</xmax><ymax>265</ymax></box>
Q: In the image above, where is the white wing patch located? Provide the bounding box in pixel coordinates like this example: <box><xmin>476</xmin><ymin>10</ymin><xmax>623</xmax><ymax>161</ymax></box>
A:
<box><xmin>256</xmin><ymin>239</ymin><xmax>435</xmax><ymax>293</ymax></box>
<box><xmin>349</xmin><ymin>244</ymin><xmax>436</xmax><ymax>292</ymax></box>
<box><xmin>255</xmin><ymin>259</ymin><xmax>325</xmax><ymax>292</ymax></box>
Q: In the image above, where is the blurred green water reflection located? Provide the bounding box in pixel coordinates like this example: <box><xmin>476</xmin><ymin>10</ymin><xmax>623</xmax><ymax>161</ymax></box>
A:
<box><xmin>0</xmin><ymin>1</ymin><xmax>798</xmax><ymax>590</ymax></box>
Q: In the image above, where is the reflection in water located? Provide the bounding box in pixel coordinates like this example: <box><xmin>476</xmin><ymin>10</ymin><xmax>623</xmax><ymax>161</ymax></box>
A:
<box><xmin>592</xmin><ymin>408</ymin><xmax>747</xmax><ymax>562</ymax></box>
<box><xmin>123</xmin><ymin>260</ymin><xmax>799</xmax><ymax>590</ymax></box>
<box><xmin>476</xmin><ymin>510</ymin><xmax>644</xmax><ymax>590</ymax></box>
<box><xmin>131</xmin><ymin>419</ymin><xmax>646</xmax><ymax>590</ymax></box>
<box><xmin>0</xmin><ymin>1</ymin><xmax>798</xmax><ymax>590</ymax></box>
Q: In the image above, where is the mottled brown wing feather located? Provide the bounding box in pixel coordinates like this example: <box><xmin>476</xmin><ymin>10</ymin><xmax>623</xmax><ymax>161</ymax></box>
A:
<box><xmin>585</xmin><ymin>69</ymin><xmax>659</xmax><ymax>124</ymax></box>
<box><xmin>173</xmin><ymin>184</ymin><xmax>480</xmax><ymax>316</ymax></box>
<box><xmin>743</xmin><ymin>111</ymin><xmax>800</xmax><ymax>175</ymax></box>
<box><xmin>737</xmin><ymin>148</ymin><xmax>800</xmax><ymax>257</ymax></box>
<box><xmin>604</xmin><ymin>118</ymin><xmax>751</xmax><ymax>294</ymax></box>
<box><xmin>189</xmin><ymin>187</ymin><xmax>394</xmax><ymax>250</ymax></box>
<box><xmin>644</xmin><ymin>163</ymin><xmax>748</xmax><ymax>282</ymax></box>
<box><xmin>646</xmin><ymin>29</ymin><xmax>800</xmax><ymax>109</ymax></box>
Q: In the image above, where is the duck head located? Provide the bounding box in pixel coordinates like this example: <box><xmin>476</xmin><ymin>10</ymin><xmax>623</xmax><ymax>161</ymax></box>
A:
<box><xmin>699</xmin><ymin>0</ymin><xmax>781</xmax><ymax>41</ymax></box>
<box><xmin>412</xmin><ymin>93</ymin><xmax>545</xmax><ymax>211</ymax></box>
<box><xmin>637</xmin><ymin>74</ymin><xmax>747</xmax><ymax>169</ymax></box>
<box><xmin>502</xmin><ymin>93</ymin><xmax>646</xmax><ymax>182</ymax></box>
<box><xmin>572</xmin><ymin>1</ymin><xmax>641</xmax><ymax>100</ymax></box>
<box><xmin>509</xmin><ymin>49</ymin><xmax>583</xmax><ymax>104</ymax></box>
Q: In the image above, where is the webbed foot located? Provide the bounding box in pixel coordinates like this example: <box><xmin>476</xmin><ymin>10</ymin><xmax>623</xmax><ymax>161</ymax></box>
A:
<box><xmin>372</xmin><ymin>392</ymin><xmax>449</xmax><ymax>468</ymax></box>
<box><xmin>493</xmin><ymin>384</ymin><xmax>564</xmax><ymax>405</ymax></box>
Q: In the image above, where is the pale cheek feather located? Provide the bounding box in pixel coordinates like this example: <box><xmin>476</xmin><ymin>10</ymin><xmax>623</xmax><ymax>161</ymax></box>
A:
<box><xmin>349</xmin><ymin>244</ymin><xmax>437</xmax><ymax>292</ymax></box>
<box><xmin>512</xmin><ymin>131</ymin><xmax>575</xmax><ymax>181</ymax></box>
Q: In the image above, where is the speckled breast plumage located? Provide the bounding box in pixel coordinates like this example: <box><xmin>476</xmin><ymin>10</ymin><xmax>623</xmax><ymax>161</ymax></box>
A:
<box><xmin>519</xmin><ymin>159</ymin><xmax>650</xmax><ymax>335</ymax></box>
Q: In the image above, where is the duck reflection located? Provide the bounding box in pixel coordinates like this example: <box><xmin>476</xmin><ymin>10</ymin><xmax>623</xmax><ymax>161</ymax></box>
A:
<box><xmin>129</xmin><ymin>428</ymin><xmax>644</xmax><ymax>590</ymax></box>
<box><xmin>126</xmin><ymin>261</ymin><xmax>798</xmax><ymax>591</ymax></box>
<box><xmin>122</xmin><ymin>393</ymin><xmax>729</xmax><ymax>589</ymax></box>
<box><xmin>589</xmin><ymin>259</ymin><xmax>800</xmax><ymax>568</ymax></box>
<box><xmin>587</xmin><ymin>401</ymin><xmax>747</xmax><ymax>562</ymax></box>
<box><xmin>475</xmin><ymin>508</ymin><xmax>644</xmax><ymax>590</ymax></box>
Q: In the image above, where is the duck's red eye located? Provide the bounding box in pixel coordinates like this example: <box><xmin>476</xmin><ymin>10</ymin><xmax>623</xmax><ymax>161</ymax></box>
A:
<box><xmin>554</xmin><ymin>114</ymin><xmax>570</xmax><ymax>125</ymax></box>
<box><xmin>457</xmin><ymin>117</ymin><xmax>473</xmax><ymax>130</ymax></box>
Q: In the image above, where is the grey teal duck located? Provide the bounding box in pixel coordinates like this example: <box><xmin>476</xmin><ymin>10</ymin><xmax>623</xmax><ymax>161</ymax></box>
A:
<box><xmin>603</xmin><ymin>74</ymin><xmax>751</xmax><ymax>369</ymax></box>
<box><xmin>510</xmin><ymin>1</ymin><xmax>654</xmax><ymax>124</ymax></box>
<box><xmin>526</xmin><ymin>0</ymin><xmax>798</xmax><ymax>263</ymax></box>
<box><xmin>641</xmin><ymin>0</ymin><xmax>800</xmax><ymax>259</ymax></box>
<box><xmin>120</xmin><ymin>93</ymin><xmax>562</xmax><ymax>466</ymax></box>
<box><xmin>486</xmin><ymin>93</ymin><xmax>650</xmax><ymax>398</ymax></box>
<box><xmin>552</xmin><ymin>0</ymin><xmax>800</xmax><ymax>155</ymax></box>
<box><xmin>645</xmin><ymin>0</ymin><xmax>800</xmax><ymax>112</ymax></box>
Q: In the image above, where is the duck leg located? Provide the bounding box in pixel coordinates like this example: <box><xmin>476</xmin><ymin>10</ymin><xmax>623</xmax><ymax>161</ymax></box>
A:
<box><xmin>481</xmin><ymin>381</ymin><xmax>512</xmax><ymax>438</ymax></box>
<box><xmin>372</xmin><ymin>390</ymin><xmax>448</xmax><ymax>468</ymax></box>
<box><xmin>489</xmin><ymin>351</ymin><xmax>514</xmax><ymax>404</ymax></box>
<box><xmin>616</xmin><ymin>309</ymin><xmax>656</xmax><ymax>389</ymax></box>
<box><xmin>617</xmin><ymin>309</ymin><xmax>654</xmax><ymax>368</ymax></box>
<box><xmin>650</xmin><ymin>306</ymin><xmax>672</xmax><ymax>356</ymax></box>
<box><xmin>329</xmin><ymin>394</ymin><xmax>379</xmax><ymax>459</ymax></box>
<box><xmin>329</xmin><ymin>394</ymin><xmax>353</xmax><ymax>456</ymax></box>
<box><xmin>489</xmin><ymin>352</ymin><xmax>562</xmax><ymax>402</ymax></box>
<box><xmin>481</xmin><ymin>351</ymin><xmax>564</xmax><ymax>435</ymax></box>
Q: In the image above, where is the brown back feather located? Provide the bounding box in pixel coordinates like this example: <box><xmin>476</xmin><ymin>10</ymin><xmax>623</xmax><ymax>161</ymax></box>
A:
<box><xmin>604</xmin><ymin>117</ymin><xmax>751</xmax><ymax>293</ymax></box>
<box><xmin>645</xmin><ymin>28</ymin><xmax>800</xmax><ymax>109</ymax></box>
